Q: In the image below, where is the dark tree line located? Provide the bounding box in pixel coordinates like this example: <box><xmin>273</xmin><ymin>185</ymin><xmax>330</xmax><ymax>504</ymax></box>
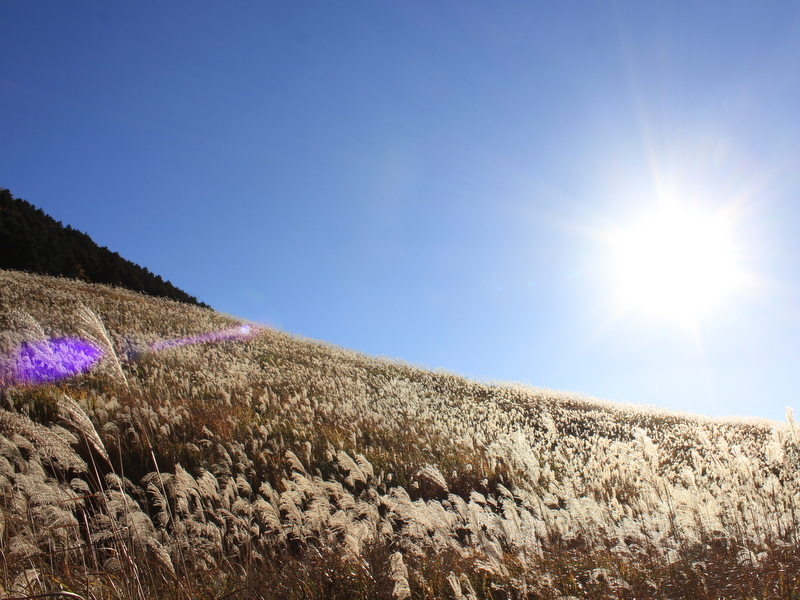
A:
<box><xmin>0</xmin><ymin>188</ymin><xmax>210</xmax><ymax>308</ymax></box>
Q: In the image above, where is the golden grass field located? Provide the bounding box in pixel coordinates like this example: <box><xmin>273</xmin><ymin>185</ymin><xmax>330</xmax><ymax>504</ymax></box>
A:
<box><xmin>1</xmin><ymin>269</ymin><xmax>799</xmax><ymax>599</ymax></box>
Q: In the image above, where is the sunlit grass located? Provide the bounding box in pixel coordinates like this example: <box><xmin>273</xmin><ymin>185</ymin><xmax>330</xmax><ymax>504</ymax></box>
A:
<box><xmin>1</xmin><ymin>269</ymin><xmax>798</xmax><ymax>599</ymax></box>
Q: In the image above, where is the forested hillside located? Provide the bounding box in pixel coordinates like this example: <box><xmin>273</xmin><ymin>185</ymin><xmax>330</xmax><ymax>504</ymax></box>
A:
<box><xmin>1</xmin><ymin>270</ymin><xmax>799</xmax><ymax>599</ymax></box>
<box><xmin>0</xmin><ymin>188</ymin><xmax>208</xmax><ymax>307</ymax></box>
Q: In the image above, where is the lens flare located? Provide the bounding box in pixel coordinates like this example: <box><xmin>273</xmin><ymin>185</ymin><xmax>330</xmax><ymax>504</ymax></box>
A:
<box><xmin>12</xmin><ymin>338</ymin><xmax>104</xmax><ymax>384</ymax></box>
<box><xmin>148</xmin><ymin>324</ymin><xmax>260</xmax><ymax>352</ymax></box>
<box><xmin>1</xmin><ymin>323</ymin><xmax>263</xmax><ymax>387</ymax></box>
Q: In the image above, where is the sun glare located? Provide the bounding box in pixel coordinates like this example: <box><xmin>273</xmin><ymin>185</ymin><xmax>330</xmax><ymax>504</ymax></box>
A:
<box><xmin>610</xmin><ymin>203</ymin><xmax>743</xmax><ymax>322</ymax></box>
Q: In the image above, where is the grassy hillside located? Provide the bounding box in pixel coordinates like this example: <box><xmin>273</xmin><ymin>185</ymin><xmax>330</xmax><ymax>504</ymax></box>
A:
<box><xmin>1</xmin><ymin>269</ymin><xmax>798</xmax><ymax>599</ymax></box>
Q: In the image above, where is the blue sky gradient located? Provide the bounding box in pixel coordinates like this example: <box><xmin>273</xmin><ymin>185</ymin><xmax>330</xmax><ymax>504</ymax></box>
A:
<box><xmin>3</xmin><ymin>2</ymin><xmax>800</xmax><ymax>420</ymax></box>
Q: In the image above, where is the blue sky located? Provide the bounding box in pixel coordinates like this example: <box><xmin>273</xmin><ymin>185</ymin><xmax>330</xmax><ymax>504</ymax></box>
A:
<box><xmin>2</xmin><ymin>2</ymin><xmax>800</xmax><ymax>421</ymax></box>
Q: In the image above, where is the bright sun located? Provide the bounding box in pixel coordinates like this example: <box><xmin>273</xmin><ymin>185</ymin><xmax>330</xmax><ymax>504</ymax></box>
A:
<box><xmin>610</xmin><ymin>203</ymin><xmax>743</xmax><ymax>322</ymax></box>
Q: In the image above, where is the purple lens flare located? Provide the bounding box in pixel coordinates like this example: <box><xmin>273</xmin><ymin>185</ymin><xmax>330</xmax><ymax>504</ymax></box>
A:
<box><xmin>1</xmin><ymin>323</ymin><xmax>263</xmax><ymax>387</ymax></box>
<box><xmin>12</xmin><ymin>338</ymin><xmax>104</xmax><ymax>385</ymax></box>
<box><xmin>148</xmin><ymin>324</ymin><xmax>262</xmax><ymax>352</ymax></box>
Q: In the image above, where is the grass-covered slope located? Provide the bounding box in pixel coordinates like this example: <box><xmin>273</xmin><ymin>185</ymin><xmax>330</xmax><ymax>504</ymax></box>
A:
<box><xmin>1</xmin><ymin>269</ymin><xmax>799</xmax><ymax>599</ymax></box>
